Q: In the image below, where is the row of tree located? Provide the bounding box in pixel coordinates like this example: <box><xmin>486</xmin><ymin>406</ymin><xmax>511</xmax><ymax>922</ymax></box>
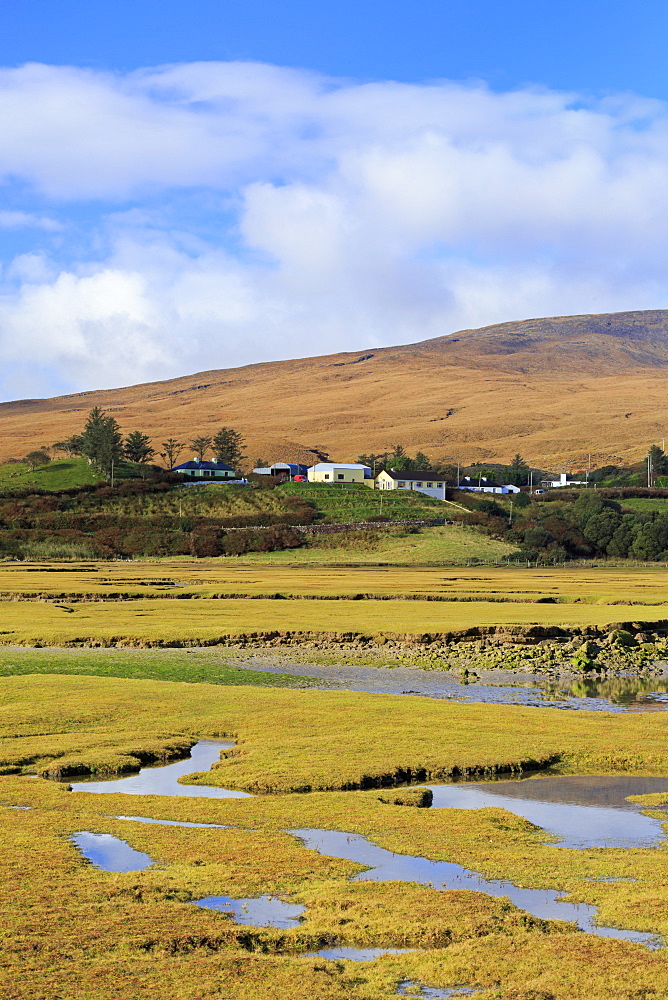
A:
<box><xmin>51</xmin><ymin>408</ymin><xmax>247</xmax><ymax>478</ymax></box>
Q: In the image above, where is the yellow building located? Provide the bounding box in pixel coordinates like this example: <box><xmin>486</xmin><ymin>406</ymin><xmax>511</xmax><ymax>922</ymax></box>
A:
<box><xmin>307</xmin><ymin>462</ymin><xmax>373</xmax><ymax>484</ymax></box>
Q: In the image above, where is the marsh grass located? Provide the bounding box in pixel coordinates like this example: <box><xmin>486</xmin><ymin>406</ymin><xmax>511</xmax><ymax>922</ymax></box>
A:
<box><xmin>3</xmin><ymin>750</ymin><xmax>668</xmax><ymax>998</ymax></box>
<box><xmin>0</xmin><ymin>594</ymin><xmax>667</xmax><ymax>649</ymax></box>
<box><xmin>0</xmin><ymin>561</ymin><xmax>666</xmax><ymax>605</ymax></box>
<box><xmin>0</xmin><ymin>646</ymin><xmax>312</xmax><ymax>688</ymax></box>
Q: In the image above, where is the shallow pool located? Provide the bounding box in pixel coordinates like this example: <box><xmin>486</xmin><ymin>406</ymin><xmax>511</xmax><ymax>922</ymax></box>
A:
<box><xmin>426</xmin><ymin>774</ymin><xmax>668</xmax><ymax>849</ymax></box>
<box><xmin>70</xmin><ymin>740</ymin><xmax>251</xmax><ymax>799</ymax></box>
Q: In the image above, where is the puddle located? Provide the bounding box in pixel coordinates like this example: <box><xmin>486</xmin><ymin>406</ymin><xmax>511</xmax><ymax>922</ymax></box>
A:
<box><xmin>70</xmin><ymin>740</ymin><xmax>251</xmax><ymax>799</ymax></box>
<box><xmin>114</xmin><ymin>815</ymin><xmax>230</xmax><ymax>829</ymax></box>
<box><xmin>71</xmin><ymin>831</ymin><xmax>155</xmax><ymax>872</ymax></box>
<box><xmin>397</xmin><ymin>984</ymin><xmax>479</xmax><ymax>998</ymax></box>
<box><xmin>289</xmin><ymin>828</ymin><xmax>662</xmax><ymax>948</ymax></box>
<box><xmin>190</xmin><ymin>894</ymin><xmax>304</xmax><ymax>927</ymax></box>
<box><xmin>309</xmin><ymin>947</ymin><xmax>416</xmax><ymax>961</ymax></box>
<box><xmin>6</xmin><ymin>805</ymin><xmax>31</xmax><ymax>810</ymax></box>
<box><xmin>426</xmin><ymin>775</ymin><xmax>668</xmax><ymax>849</ymax></box>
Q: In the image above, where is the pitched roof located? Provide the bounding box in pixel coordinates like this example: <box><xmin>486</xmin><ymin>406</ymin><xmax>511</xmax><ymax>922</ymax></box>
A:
<box><xmin>382</xmin><ymin>469</ymin><xmax>448</xmax><ymax>482</ymax></box>
<box><xmin>172</xmin><ymin>460</ymin><xmax>236</xmax><ymax>471</ymax></box>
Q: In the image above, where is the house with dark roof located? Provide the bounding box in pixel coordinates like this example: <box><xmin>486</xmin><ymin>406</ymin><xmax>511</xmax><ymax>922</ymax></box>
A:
<box><xmin>172</xmin><ymin>460</ymin><xmax>237</xmax><ymax>481</ymax></box>
<box><xmin>375</xmin><ymin>469</ymin><xmax>448</xmax><ymax>500</ymax></box>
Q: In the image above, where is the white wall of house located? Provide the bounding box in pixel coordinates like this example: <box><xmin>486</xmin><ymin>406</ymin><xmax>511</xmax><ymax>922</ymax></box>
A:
<box><xmin>375</xmin><ymin>470</ymin><xmax>448</xmax><ymax>499</ymax></box>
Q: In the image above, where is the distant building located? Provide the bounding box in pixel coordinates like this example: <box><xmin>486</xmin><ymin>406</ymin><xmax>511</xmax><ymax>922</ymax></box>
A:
<box><xmin>540</xmin><ymin>473</ymin><xmax>587</xmax><ymax>489</ymax></box>
<box><xmin>456</xmin><ymin>476</ymin><xmax>520</xmax><ymax>495</ymax></box>
<box><xmin>375</xmin><ymin>469</ymin><xmax>448</xmax><ymax>500</ymax></box>
<box><xmin>172</xmin><ymin>460</ymin><xmax>237</xmax><ymax>480</ymax></box>
<box><xmin>252</xmin><ymin>462</ymin><xmax>309</xmax><ymax>479</ymax></box>
<box><xmin>307</xmin><ymin>462</ymin><xmax>372</xmax><ymax>484</ymax></box>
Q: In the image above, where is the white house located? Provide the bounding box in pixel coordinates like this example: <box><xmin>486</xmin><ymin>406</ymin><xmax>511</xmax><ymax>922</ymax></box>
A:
<box><xmin>307</xmin><ymin>462</ymin><xmax>372</xmax><ymax>484</ymax></box>
<box><xmin>172</xmin><ymin>460</ymin><xmax>237</xmax><ymax>480</ymax></box>
<box><xmin>455</xmin><ymin>476</ymin><xmax>520</xmax><ymax>495</ymax></box>
<box><xmin>375</xmin><ymin>469</ymin><xmax>448</xmax><ymax>500</ymax></box>
<box><xmin>540</xmin><ymin>473</ymin><xmax>587</xmax><ymax>489</ymax></box>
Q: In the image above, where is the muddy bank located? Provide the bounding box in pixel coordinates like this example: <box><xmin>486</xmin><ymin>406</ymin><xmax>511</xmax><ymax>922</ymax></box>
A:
<box><xmin>13</xmin><ymin>620</ymin><xmax>668</xmax><ymax>679</ymax></box>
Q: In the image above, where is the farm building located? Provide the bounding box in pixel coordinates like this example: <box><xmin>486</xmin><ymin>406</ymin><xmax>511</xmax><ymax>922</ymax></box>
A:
<box><xmin>252</xmin><ymin>462</ymin><xmax>309</xmax><ymax>479</ymax></box>
<box><xmin>307</xmin><ymin>462</ymin><xmax>372</xmax><ymax>484</ymax></box>
<box><xmin>540</xmin><ymin>473</ymin><xmax>587</xmax><ymax>488</ymax></box>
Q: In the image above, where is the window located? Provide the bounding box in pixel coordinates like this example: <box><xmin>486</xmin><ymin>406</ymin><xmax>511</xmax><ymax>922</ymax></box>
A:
<box><xmin>426</xmin><ymin>483</ymin><xmax>433</xmax><ymax>488</ymax></box>
<box><xmin>398</xmin><ymin>481</ymin><xmax>406</xmax><ymax>487</ymax></box>
<box><xmin>324</xmin><ymin>473</ymin><xmax>330</xmax><ymax>480</ymax></box>
<box><xmin>416</xmin><ymin>482</ymin><xmax>423</xmax><ymax>487</ymax></box>
<box><xmin>337</xmin><ymin>473</ymin><xmax>344</xmax><ymax>480</ymax></box>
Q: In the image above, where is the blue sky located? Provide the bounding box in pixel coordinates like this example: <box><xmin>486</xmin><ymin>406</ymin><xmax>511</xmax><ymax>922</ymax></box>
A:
<box><xmin>1</xmin><ymin>0</ymin><xmax>668</xmax><ymax>397</ymax></box>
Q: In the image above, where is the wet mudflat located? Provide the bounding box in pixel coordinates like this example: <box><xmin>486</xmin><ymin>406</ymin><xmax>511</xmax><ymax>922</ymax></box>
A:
<box><xmin>228</xmin><ymin>655</ymin><xmax>668</xmax><ymax>712</ymax></box>
<box><xmin>427</xmin><ymin>774</ymin><xmax>668</xmax><ymax>849</ymax></box>
<box><xmin>70</xmin><ymin>739</ymin><xmax>251</xmax><ymax>798</ymax></box>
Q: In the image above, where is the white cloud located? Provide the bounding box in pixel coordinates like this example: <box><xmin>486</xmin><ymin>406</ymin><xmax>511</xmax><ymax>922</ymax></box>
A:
<box><xmin>0</xmin><ymin>211</ymin><xmax>60</xmax><ymax>230</ymax></box>
<box><xmin>2</xmin><ymin>62</ymin><xmax>668</xmax><ymax>394</ymax></box>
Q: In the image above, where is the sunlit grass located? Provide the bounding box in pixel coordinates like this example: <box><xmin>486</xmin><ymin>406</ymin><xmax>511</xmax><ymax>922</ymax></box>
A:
<box><xmin>3</xmin><ymin>674</ymin><xmax>668</xmax><ymax>997</ymax></box>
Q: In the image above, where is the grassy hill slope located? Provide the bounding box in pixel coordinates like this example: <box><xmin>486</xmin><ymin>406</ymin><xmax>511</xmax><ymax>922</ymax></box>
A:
<box><xmin>2</xmin><ymin>309</ymin><xmax>668</xmax><ymax>468</ymax></box>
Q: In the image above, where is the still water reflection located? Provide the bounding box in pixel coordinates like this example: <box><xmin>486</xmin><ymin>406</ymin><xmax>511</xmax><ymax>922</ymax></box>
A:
<box><xmin>289</xmin><ymin>828</ymin><xmax>662</xmax><ymax>948</ymax></box>
<box><xmin>70</xmin><ymin>740</ymin><xmax>251</xmax><ymax>799</ymax></box>
<box><xmin>427</xmin><ymin>774</ymin><xmax>668</xmax><ymax>849</ymax></box>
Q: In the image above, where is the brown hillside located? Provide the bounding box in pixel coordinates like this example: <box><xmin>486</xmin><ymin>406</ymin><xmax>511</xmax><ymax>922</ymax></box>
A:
<box><xmin>4</xmin><ymin>309</ymin><xmax>668</xmax><ymax>470</ymax></box>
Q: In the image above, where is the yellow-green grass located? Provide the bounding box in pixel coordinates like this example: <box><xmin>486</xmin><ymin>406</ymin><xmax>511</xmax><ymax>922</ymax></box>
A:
<box><xmin>0</xmin><ymin>561</ymin><xmax>667</xmax><ymax>606</ymax></box>
<box><xmin>0</xmin><ymin>595</ymin><xmax>667</xmax><ymax>648</ymax></box>
<box><xmin>242</xmin><ymin>524</ymin><xmax>518</xmax><ymax>564</ymax></box>
<box><xmin>4</xmin><ymin>674</ymin><xmax>668</xmax><ymax>791</ymax></box>
<box><xmin>3</xmin><ymin>674</ymin><xmax>668</xmax><ymax>997</ymax></box>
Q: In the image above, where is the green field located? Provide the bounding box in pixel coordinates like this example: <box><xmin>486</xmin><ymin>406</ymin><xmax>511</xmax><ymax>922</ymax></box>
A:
<box><xmin>0</xmin><ymin>456</ymin><xmax>100</xmax><ymax>490</ymax></box>
<box><xmin>620</xmin><ymin>497</ymin><xmax>668</xmax><ymax>514</ymax></box>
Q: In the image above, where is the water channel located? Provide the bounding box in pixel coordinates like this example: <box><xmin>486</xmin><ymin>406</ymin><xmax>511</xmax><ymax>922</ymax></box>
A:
<box><xmin>68</xmin><ymin>740</ymin><xmax>667</xmax><ymax>950</ymax></box>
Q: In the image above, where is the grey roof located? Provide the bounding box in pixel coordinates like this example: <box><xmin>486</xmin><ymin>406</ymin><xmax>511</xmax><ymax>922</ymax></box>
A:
<box><xmin>383</xmin><ymin>469</ymin><xmax>448</xmax><ymax>482</ymax></box>
<box><xmin>172</xmin><ymin>460</ymin><xmax>236</xmax><ymax>471</ymax></box>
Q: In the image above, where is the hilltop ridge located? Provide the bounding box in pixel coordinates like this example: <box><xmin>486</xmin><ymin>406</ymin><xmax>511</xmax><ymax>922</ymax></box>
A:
<box><xmin>2</xmin><ymin>309</ymin><xmax>668</xmax><ymax>468</ymax></box>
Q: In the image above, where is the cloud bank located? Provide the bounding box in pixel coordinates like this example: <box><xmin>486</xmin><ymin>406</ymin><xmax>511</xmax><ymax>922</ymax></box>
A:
<box><xmin>1</xmin><ymin>61</ymin><xmax>668</xmax><ymax>396</ymax></box>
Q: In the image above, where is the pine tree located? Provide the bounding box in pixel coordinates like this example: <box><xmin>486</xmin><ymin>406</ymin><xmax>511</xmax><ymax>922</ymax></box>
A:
<box><xmin>212</xmin><ymin>427</ymin><xmax>246</xmax><ymax>468</ymax></box>
<box><xmin>124</xmin><ymin>431</ymin><xmax>155</xmax><ymax>464</ymax></box>
<box><xmin>81</xmin><ymin>407</ymin><xmax>123</xmax><ymax>477</ymax></box>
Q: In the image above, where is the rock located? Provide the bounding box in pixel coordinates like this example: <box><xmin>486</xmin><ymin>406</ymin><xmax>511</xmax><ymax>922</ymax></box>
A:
<box><xmin>607</xmin><ymin>629</ymin><xmax>638</xmax><ymax>647</ymax></box>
